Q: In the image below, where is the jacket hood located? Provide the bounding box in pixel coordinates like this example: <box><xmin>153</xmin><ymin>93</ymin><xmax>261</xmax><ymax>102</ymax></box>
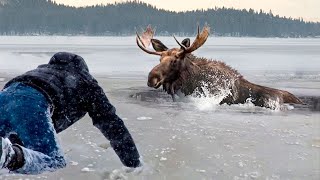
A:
<box><xmin>48</xmin><ymin>52</ymin><xmax>89</xmax><ymax>72</ymax></box>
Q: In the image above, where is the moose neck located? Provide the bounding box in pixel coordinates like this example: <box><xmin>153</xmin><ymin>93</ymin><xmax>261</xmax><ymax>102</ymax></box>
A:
<box><xmin>179</xmin><ymin>54</ymin><xmax>200</xmax><ymax>79</ymax></box>
<box><xmin>176</xmin><ymin>54</ymin><xmax>204</xmax><ymax>95</ymax></box>
<box><xmin>177</xmin><ymin>54</ymin><xmax>242</xmax><ymax>96</ymax></box>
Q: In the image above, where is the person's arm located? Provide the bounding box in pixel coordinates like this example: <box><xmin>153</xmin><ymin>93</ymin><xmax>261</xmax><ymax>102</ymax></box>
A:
<box><xmin>85</xmin><ymin>81</ymin><xmax>140</xmax><ymax>168</ymax></box>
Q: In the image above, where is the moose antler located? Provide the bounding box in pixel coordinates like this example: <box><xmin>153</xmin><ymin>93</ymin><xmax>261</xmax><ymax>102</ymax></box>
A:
<box><xmin>175</xmin><ymin>25</ymin><xmax>210</xmax><ymax>55</ymax></box>
<box><xmin>136</xmin><ymin>25</ymin><xmax>162</xmax><ymax>56</ymax></box>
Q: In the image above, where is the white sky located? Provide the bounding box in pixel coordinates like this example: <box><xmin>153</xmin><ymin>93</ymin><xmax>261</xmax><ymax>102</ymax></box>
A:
<box><xmin>53</xmin><ymin>0</ymin><xmax>320</xmax><ymax>22</ymax></box>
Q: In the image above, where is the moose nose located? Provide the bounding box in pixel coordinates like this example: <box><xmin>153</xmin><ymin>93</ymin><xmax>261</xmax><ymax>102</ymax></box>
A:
<box><xmin>147</xmin><ymin>77</ymin><xmax>159</xmax><ymax>88</ymax></box>
<box><xmin>148</xmin><ymin>71</ymin><xmax>162</xmax><ymax>88</ymax></box>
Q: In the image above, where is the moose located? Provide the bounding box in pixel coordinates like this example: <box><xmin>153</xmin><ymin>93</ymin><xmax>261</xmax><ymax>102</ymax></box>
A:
<box><xmin>136</xmin><ymin>25</ymin><xmax>302</xmax><ymax>109</ymax></box>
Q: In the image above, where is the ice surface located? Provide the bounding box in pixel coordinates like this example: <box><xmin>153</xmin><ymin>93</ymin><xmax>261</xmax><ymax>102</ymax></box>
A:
<box><xmin>0</xmin><ymin>36</ymin><xmax>319</xmax><ymax>179</ymax></box>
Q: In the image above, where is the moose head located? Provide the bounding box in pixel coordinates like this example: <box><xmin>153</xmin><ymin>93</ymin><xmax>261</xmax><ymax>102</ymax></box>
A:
<box><xmin>136</xmin><ymin>25</ymin><xmax>210</xmax><ymax>97</ymax></box>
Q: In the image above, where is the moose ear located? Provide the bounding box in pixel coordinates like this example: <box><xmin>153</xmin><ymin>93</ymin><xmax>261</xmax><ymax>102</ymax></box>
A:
<box><xmin>151</xmin><ymin>39</ymin><xmax>168</xmax><ymax>52</ymax></box>
<box><xmin>181</xmin><ymin>38</ymin><xmax>190</xmax><ymax>47</ymax></box>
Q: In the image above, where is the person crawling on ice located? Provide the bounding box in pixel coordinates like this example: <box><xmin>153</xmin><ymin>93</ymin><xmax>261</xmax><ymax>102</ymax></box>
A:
<box><xmin>0</xmin><ymin>52</ymin><xmax>141</xmax><ymax>174</ymax></box>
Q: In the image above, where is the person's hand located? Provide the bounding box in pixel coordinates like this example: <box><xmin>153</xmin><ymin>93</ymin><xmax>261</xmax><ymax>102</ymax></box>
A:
<box><xmin>109</xmin><ymin>162</ymin><xmax>145</xmax><ymax>180</ymax></box>
<box><xmin>122</xmin><ymin>158</ymin><xmax>144</xmax><ymax>175</ymax></box>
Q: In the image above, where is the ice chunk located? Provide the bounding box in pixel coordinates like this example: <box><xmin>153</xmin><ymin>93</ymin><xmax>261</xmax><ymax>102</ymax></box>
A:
<box><xmin>196</xmin><ymin>169</ymin><xmax>206</xmax><ymax>173</ymax></box>
<box><xmin>81</xmin><ymin>167</ymin><xmax>95</xmax><ymax>172</ymax></box>
<box><xmin>137</xmin><ymin>117</ymin><xmax>153</xmax><ymax>121</ymax></box>
<box><xmin>249</xmin><ymin>172</ymin><xmax>260</xmax><ymax>179</ymax></box>
<box><xmin>160</xmin><ymin>157</ymin><xmax>167</xmax><ymax>161</ymax></box>
<box><xmin>70</xmin><ymin>161</ymin><xmax>79</xmax><ymax>166</ymax></box>
<box><xmin>238</xmin><ymin>161</ymin><xmax>245</xmax><ymax>167</ymax></box>
<box><xmin>109</xmin><ymin>169</ymin><xmax>128</xmax><ymax>180</ymax></box>
<box><xmin>99</xmin><ymin>142</ymin><xmax>111</xmax><ymax>149</ymax></box>
<box><xmin>311</xmin><ymin>144</ymin><xmax>320</xmax><ymax>148</ymax></box>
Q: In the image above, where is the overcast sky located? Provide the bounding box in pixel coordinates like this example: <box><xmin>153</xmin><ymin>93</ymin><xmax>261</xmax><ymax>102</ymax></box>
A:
<box><xmin>53</xmin><ymin>0</ymin><xmax>320</xmax><ymax>22</ymax></box>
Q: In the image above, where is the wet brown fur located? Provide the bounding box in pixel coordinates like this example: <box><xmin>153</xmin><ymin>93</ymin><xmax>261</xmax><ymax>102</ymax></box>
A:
<box><xmin>167</xmin><ymin>54</ymin><xmax>303</xmax><ymax>108</ymax></box>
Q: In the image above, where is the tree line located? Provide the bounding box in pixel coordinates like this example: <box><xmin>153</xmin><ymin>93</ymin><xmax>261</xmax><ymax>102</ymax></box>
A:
<box><xmin>0</xmin><ymin>0</ymin><xmax>319</xmax><ymax>37</ymax></box>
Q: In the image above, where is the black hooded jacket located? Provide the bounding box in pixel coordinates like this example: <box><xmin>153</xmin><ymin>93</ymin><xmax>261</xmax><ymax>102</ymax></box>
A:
<box><xmin>4</xmin><ymin>52</ymin><xmax>140</xmax><ymax>168</ymax></box>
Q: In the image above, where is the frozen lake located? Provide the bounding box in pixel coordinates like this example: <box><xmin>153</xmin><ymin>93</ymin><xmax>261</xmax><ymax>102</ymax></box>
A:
<box><xmin>0</xmin><ymin>36</ymin><xmax>319</xmax><ymax>180</ymax></box>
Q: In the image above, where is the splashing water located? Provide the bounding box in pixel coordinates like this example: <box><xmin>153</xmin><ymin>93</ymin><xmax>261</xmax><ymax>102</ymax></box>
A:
<box><xmin>188</xmin><ymin>79</ymin><xmax>233</xmax><ymax>111</ymax></box>
<box><xmin>265</xmin><ymin>97</ymin><xmax>295</xmax><ymax>111</ymax></box>
<box><xmin>188</xmin><ymin>79</ymin><xmax>294</xmax><ymax>112</ymax></box>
